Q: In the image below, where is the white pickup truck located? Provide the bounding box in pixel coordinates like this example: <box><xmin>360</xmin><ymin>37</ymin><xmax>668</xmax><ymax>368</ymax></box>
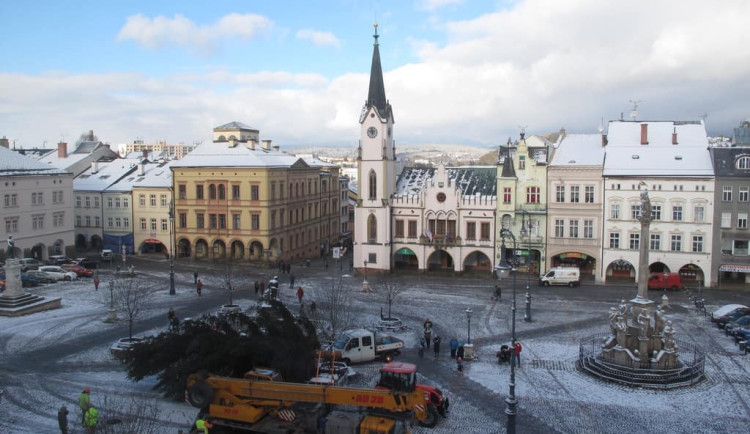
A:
<box><xmin>320</xmin><ymin>329</ymin><xmax>404</xmax><ymax>364</ymax></box>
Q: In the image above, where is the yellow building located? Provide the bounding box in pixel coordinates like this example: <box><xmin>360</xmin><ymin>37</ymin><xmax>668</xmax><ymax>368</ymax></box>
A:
<box><xmin>170</xmin><ymin>122</ymin><xmax>340</xmax><ymax>262</ymax></box>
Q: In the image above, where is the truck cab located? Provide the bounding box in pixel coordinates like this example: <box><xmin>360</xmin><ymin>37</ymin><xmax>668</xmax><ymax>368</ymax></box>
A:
<box><xmin>326</xmin><ymin>329</ymin><xmax>404</xmax><ymax>364</ymax></box>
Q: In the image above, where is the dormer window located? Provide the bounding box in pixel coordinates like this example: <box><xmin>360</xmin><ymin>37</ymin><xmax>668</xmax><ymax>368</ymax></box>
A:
<box><xmin>737</xmin><ymin>155</ymin><xmax>750</xmax><ymax>169</ymax></box>
<box><xmin>519</xmin><ymin>155</ymin><xmax>526</xmax><ymax>170</ymax></box>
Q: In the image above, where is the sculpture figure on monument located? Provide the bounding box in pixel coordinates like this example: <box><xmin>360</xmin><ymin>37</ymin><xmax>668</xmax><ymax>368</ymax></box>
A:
<box><xmin>6</xmin><ymin>235</ymin><xmax>15</xmax><ymax>259</ymax></box>
<box><xmin>663</xmin><ymin>321</ymin><xmax>676</xmax><ymax>351</ymax></box>
<box><xmin>639</xmin><ymin>188</ymin><xmax>652</xmax><ymax>223</ymax></box>
<box><xmin>608</xmin><ymin>307</ymin><xmax>619</xmax><ymax>335</ymax></box>
<box><xmin>616</xmin><ymin>313</ymin><xmax>627</xmax><ymax>332</ymax></box>
<box><xmin>654</xmin><ymin>307</ymin><xmax>665</xmax><ymax>335</ymax></box>
<box><xmin>618</xmin><ymin>299</ymin><xmax>628</xmax><ymax>323</ymax></box>
<box><xmin>637</xmin><ymin>311</ymin><xmax>650</xmax><ymax>338</ymax></box>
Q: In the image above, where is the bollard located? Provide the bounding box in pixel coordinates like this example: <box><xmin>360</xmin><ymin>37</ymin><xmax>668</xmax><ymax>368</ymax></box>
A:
<box><xmin>661</xmin><ymin>293</ymin><xmax>669</xmax><ymax>309</ymax></box>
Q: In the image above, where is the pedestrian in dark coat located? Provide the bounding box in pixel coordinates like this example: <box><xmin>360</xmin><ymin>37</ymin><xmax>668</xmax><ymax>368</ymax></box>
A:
<box><xmin>286</xmin><ymin>263</ymin><xmax>292</xmax><ymax>274</ymax></box>
<box><xmin>254</xmin><ymin>281</ymin><xmax>260</xmax><ymax>295</ymax></box>
<box><xmin>449</xmin><ymin>337</ymin><xmax>459</xmax><ymax>358</ymax></box>
<box><xmin>297</xmin><ymin>286</ymin><xmax>304</xmax><ymax>303</ymax></box>
<box><xmin>196</xmin><ymin>279</ymin><xmax>203</xmax><ymax>296</ymax></box>
<box><xmin>93</xmin><ymin>276</ymin><xmax>100</xmax><ymax>291</ymax></box>
<box><xmin>290</xmin><ymin>274</ymin><xmax>296</xmax><ymax>289</ymax></box>
<box><xmin>423</xmin><ymin>319</ymin><xmax>433</xmax><ymax>349</ymax></box>
<box><xmin>58</xmin><ymin>405</ymin><xmax>69</xmax><ymax>434</ymax></box>
<box><xmin>433</xmin><ymin>335</ymin><xmax>441</xmax><ymax>357</ymax></box>
<box><xmin>494</xmin><ymin>284</ymin><xmax>502</xmax><ymax>299</ymax></box>
<box><xmin>194</xmin><ymin>271</ymin><xmax>198</xmax><ymax>284</ymax></box>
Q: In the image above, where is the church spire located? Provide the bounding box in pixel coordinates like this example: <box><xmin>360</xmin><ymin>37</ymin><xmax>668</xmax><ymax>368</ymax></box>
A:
<box><xmin>367</xmin><ymin>23</ymin><xmax>389</xmax><ymax>118</ymax></box>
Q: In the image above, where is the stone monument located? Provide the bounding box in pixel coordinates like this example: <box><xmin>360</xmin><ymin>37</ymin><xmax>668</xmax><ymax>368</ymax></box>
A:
<box><xmin>1</xmin><ymin>237</ymin><xmax>61</xmax><ymax>316</ymax></box>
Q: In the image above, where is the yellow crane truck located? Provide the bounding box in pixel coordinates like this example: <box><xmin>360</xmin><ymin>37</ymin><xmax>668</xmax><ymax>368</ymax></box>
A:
<box><xmin>186</xmin><ymin>362</ymin><xmax>440</xmax><ymax>433</ymax></box>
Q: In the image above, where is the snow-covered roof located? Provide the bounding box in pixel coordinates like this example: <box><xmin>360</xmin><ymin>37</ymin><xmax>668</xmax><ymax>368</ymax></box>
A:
<box><xmin>549</xmin><ymin>134</ymin><xmax>606</xmax><ymax>167</ymax></box>
<box><xmin>171</xmin><ymin>141</ymin><xmax>307</xmax><ymax>169</ymax></box>
<box><xmin>603</xmin><ymin>121</ymin><xmax>714</xmax><ymax>177</ymax></box>
<box><xmin>0</xmin><ymin>145</ymin><xmax>70</xmax><ymax>176</ymax></box>
<box><xmin>37</xmin><ymin>148</ymin><xmax>90</xmax><ymax>168</ymax></box>
<box><xmin>129</xmin><ymin>161</ymin><xmax>174</xmax><ymax>189</ymax></box>
<box><xmin>214</xmin><ymin>121</ymin><xmax>258</xmax><ymax>131</ymax></box>
<box><xmin>395</xmin><ymin>166</ymin><xmax>497</xmax><ymax>197</ymax></box>
<box><xmin>74</xmin><ymin>160</ymin><xmax>138</xmax><ymax>192</ymax></box>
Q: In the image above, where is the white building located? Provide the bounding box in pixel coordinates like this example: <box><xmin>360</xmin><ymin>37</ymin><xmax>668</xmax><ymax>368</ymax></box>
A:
<box><xmin>601</xmin><ymin>120</ymin><xmax>714</xmax><ymax>286</ymax></box>
<box><xmin>1</xmin><ymin>144</ymin><xmax>75</xmax><ymax>261</ymax></box>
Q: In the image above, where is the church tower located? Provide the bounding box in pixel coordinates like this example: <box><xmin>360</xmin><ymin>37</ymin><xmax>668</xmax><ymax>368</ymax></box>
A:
<box><xmin>354</xmin><ymin>23</ymin><xmax>397</xmax><ymax>274</ymax></box>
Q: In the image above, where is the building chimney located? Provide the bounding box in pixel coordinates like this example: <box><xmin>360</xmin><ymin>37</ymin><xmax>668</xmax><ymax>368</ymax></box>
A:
<box><xmin>248</xmin><ymin>139</ymin><xmax>256</xmax><ymax>150</ymax></box>
<box><xmin>640</xmin><ymin>124</ymin><xmax>648</xmax><ymax>145</ymax></box>
<box><xmin>601</xmin><ymin>134</ymin><xmax>608</xmax><ymax>147</ymax></box>
<box><xmin>139</xmin><ymin>162</ymin><xmax>145</xmax><ymax>176</ymax></box>
<box><xmin>672</xmin><ymin>128</ymin><xmax>678</xmax><ymax>145</ymax></box>
<box><xmin>91</xmin><ymin>160</ymin><xmax>99</xmax><ymax>173</ymax></box>
<box><xmin>58</xmin><ymin>142</ymin><xmax>68</xmax><ymax>158</ymax></box>
<box><xmin>142</xmin><ymin>149</ymin><xmax>149</xmax><ymax>159</ymax></box>
<box><xmin>262</xmin><ymin>139</ymin><xmax>272</xmax><ymax>150</ymax></box>
<box><xmin>273</xmin><ymin>145</ymin><xmax>280</xmax><ymax>152</ymax></box>
<box><xmin>0</xmin><ymin>136</ymin><xmax>9</xmax><ymax>148</ymax></box>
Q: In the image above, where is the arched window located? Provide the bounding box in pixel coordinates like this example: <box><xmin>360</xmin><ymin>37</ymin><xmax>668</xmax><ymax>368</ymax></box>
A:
<box><xmin>209</xmin><ymin>184</ymin><xmax>217</xmax><ymax>200</ymax></box>
<box><xmin>737</xmin><ymin>155</ymin><xmax>750</xmax><ymax>169</ymax></box>
<box><xmin>369</xmin><ymin>171</ymin><xmax>377</xmax><ymax>200</ymax></box>
<box><xmin>289</xmin><ymin>184</ymin><xmax>294</xmax><ymax>198</ymax></box>
<box><xmin>367</xmin><ymin>214</ymin><xmax>377</xmax><ymax>242</ymax></box>
<box><xmin>218</xmin><ymin>135</ymin><xmax>226</xmax><ymax>141</ymax></box>
<box><xmin>218</xmin><ymin>184</ymin><xmax>225</xmax><ymax>200</ymax></box>
<box><xmin>296</xmin><ymin>183</ymin><xmax>300</xmax><ymax>197</ymax></box>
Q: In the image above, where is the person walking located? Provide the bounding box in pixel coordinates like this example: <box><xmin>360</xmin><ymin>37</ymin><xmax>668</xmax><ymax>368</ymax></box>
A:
<box><xmin>514</xmin><ymin>341</ymin><xmax>522</xmax><ymax>367</ymax></box>
<box><xmin>254</xmin><ymin>281</ymin><xmax>260</xmax><ymax>295</ymax></box>
<box><xmin>296</xmin><ymin>286</ymin><xmax>304</xmax><ymax>303</ymax></box>
<box><xmin>433</xmin><ymin>335</ymin><xmax>441</xmax><ymax>358</ymax></box>
<box><xmin>78</xmin><ymin>387</ymin><xmax>91</xmax><ymax>423</ymax></box>
<box><xmin>423</xmin><ymin>319</ymin><xmax>433</xmax><ymax>349</ymax></box>
<box><xmin>83</xmin><ymin>405</ymin><xmax>99</xmax><ymax>433</ymax></box>
<box><xmin>494</xmin><ymin>284</ymin><xmax>502</xmax><ymax>300</ymax></box>
<box><xmin>309</xmin><ymin>300</ymin><xmax>316</xmax><ymax>314</ymax></box>
<box><xmin>193</xmin><ymin>271</ymin><xmax>198</xmax><ymax>284</ymax></box>
<box><xmin>457</xmin><ymin>356</ymin><xmax>464</xmax><ymax>373</ymax></box>
<box><xmin>196</xmin><ymin>279</ymin><xmax>203</xmax><ymax>296</ymax></box>
<box><xmin>449</xmin><ymin>337</ymin><xmax>459</xmax><ymax>358</ymax></box>
<box><xmin>418</xmin><ymin>338</ymin><xmax>426</xmax><ymax>358</ymax></box>
<box><xmin>93</xmin><ymin>276</ymin><xmax>99</xmax><ymax>291</ymax></box>
<box><xmin>289</xmin><ymin>274</ymin><xmax>296</xmax><ymax>289</ymax></box>
<box><xmin>58</xmin><ymin>405</ymin><xmax>69</xmax><ymax>434</ymax></box>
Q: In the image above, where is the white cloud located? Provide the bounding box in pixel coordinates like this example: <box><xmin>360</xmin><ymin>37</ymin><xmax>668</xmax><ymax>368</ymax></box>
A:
<box><xmin>116</xmin><ymin>13</ymin><xmax>273</xmax><ymax>53</ymax></box>
<box><xmin>417</xmin><ymin>0</ymin><xmax>466</xmax><ymax>12</ymax></box>
<box><xmin>296</xmin><ymin>29</ymin><xmax>341</xmax><ymax>48</ymax></box>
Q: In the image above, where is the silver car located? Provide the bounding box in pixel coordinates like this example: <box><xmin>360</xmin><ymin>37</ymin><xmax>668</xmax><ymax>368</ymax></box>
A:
<box><xmin>38</xmin><ymin>266</ymin><xmax>77</xmax><ymax>281</ymax></box>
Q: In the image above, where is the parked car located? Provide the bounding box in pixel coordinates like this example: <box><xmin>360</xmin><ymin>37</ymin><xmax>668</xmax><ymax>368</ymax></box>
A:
<box><xmin>101</xmin><ymin>249</ymin><xmax>113</xmax><ymax>262</ymax></box>
<box><xmin>712</xmin><ymin>304</ymin><xmax>749</xmax><ymax>323</ymax></box>
<box><xmin>1</xmin><ymin>270</ymin><xmax>38</xmax><ymax>287</ymax></box>
<box><xmin>61</xmin><ymin>263</ymin><xmax>94</xmax><ymax>277</ymax></box>
<box><xmin>37</xmin><ymin>266</ymin><xmax>77</xmax><ymax>281</ymax></box>
<box><xmin>734</xmin><ymin>327</ymin><xmax>750</xmax><ymax>345</ymax></box>
<box><xmin>47</xmin><ymin>255</ymin><xmax>73</xmax><ymax>265</ymax></box>
<box><xmin>17</xmin><ymin>258</ymin><xmax>41</xmax><ymax>272</ymax></box>
<box><xmin>715</xmin><ymin>307</ymin><xmax>750</xmax><ymax>329</ymax></box>
<box><xmin>0</xmin><ymin>280</ymin><xmax>5</xmax><ymax>292</ymax></box>
<box><xmin>73</xmin><ymin>257</ymin><xmax>100</xmax><ymax>269</ymax></box>
<box><xmin>647</xmin><ymin>272</ymin><xmax>684</xmax><ymax>291</ymax></box>
<box><xmin>217</xmin><ymin>304</ymin><xmax>242</xmax><ymax>316</ymax></box>
<box><xmin>25</xmin><ymin>270</ymin><xmax>58</xmax><ymax>284</ymax></box>
<box><xmin>110</xmin><ymin>337</ymin><xmax>146</xmax><ymax>356</ymax></box>
<box><xmin>724</xmin><ymin>315</ymin><xmax>750</xmax><ymax>336</ymax></box>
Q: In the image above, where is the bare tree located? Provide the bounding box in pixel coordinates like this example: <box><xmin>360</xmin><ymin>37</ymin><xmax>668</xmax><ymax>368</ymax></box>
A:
<box><xmin>212</xmin><ymin>261</ymin><xmax>252</xmax><ymax>306</ymax></box>
<box><xmin>95</xmin><ymin>394</ymin><xmax>162</xmax><ymax>434</ymax></box>
<box><xmin>316</xmin><ymin>279</ymin><xmax>355</xmax><ymax>342</ymax></box>
<box><xmin>110</xmin><ymin>276</ymin><xmax>156</xmax><ymax>340</ymax></box>
<box><xmin>374</xmin><ymin>275</ymin><xmax>404</xmax><ymax>320</ymax></box>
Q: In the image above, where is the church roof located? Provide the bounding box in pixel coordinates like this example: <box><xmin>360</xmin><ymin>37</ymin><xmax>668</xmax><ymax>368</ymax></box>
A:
<box><xmin>366</xmin><ymin>25</ymin><xmax>392</xmax><ymax>120</ymax></box>
<box><xmin>395</xmin><ymin>166</ymin><xmax>497</xmax><ymax>198</ymax></box>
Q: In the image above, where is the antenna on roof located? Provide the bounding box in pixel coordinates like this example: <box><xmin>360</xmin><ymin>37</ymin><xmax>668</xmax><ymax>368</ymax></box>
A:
<box><xmin>699</xmin><ymin>113</ymin><xmax>708</xmax><ymax>125</ymax></box>
<box><xmin>629</xmin><ymin>100</ymin><xmax>641</xmax><ymax>121</ymax></box>
<box><xmin>598</xmin><ymin>117</ymin><xmax>604</xmax><ymax>133</ymax></box>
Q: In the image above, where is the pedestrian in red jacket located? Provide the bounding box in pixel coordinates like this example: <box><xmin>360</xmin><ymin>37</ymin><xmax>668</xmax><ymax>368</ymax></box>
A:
<box><xmin>514</xmin><ymin>341</ymin><xmax>522</xmax><ymax>367</ymax></box>
<box><xmin>296</xmin><ymin>286</ymin><xmax>304</xmax><ymax>303</ymax></box>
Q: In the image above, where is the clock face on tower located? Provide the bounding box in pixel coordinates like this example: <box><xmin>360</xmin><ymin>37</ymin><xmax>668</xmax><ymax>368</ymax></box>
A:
<box><xmin>367</xmin><ymin>127</ymin><xmax>378</xmax><ymax>138</ymax></box>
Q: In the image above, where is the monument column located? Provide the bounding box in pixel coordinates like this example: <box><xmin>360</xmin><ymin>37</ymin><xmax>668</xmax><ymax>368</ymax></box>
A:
<box><xmin>631</xmin><ymin>188</ymin><xmax>654</xmax><ymax>319</ymax></box>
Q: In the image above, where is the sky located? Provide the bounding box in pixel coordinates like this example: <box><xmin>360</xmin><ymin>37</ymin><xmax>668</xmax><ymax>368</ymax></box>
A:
<box><xmin>1</xmin><ymin>0</ymin><xmax>749</xmax><ymax>150</ymax></box>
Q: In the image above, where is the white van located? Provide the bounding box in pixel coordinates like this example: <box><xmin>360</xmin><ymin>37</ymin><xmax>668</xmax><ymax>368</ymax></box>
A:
<box><xmin>539</xmin><ymin>267</ymin><xmax>580</xmax><ymax>287</ymax></box>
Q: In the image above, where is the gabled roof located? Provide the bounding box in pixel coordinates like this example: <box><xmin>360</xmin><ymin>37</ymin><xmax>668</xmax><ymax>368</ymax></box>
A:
<box><xmin>395</xmin><ymin>166</ymin><xmax>497</xmax><ymax>197</ymax></box>
<box><xmin>603</xmin><ymin>120</ymin><xmax>713</xmax><ymax>177</ymax></box>
<box><xmin>549</xmin><ymin>134</ymin><xmax>606</xmax><ymax>167</ymax></box>
<box><xmin>171</xmin><ymin>140</ymin><xmax>314</xmax><ymax>169</ymax></box>
<box><xmin>74</xmin><ymin>160</ymin><xmax>138</xmax><ymax>192</ymax></box>
<box><xmin>0</xmin><ymin>145</ymin><xmax>69</xmax><ymax>176</ymax></box>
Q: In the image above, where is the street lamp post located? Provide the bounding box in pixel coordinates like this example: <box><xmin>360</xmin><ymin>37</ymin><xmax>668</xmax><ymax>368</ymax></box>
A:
<box><xmin>106</xmin><ymin>279</ymin><xmax>117</xmax><ymax>322</ymax></box>
<box><xmin>465</xmin><ymin>308</ymin><xmax>473</xmax><ymax>344</ymax></box>
<box><xmin>496</xmin><ymin>228</ymin><xmax>518</xmax><ymax>433</ymax></box>
<box><xmin>168</xmin><ymin>200</ymin><xmax>176</xmax><ymax>295</ymax></box>
<box><xmin>521</xmin><ymin>210</ymin><xmax>532</xmax><ymax>322</ymax></box>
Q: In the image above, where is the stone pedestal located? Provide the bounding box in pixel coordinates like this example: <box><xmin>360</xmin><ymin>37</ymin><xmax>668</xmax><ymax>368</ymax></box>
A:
<box><xmin>1</xmin><ymin>260</ymin><xmax>61</xmax><ymax>317</ymax></box>
<box><xmin>362</xmin><ymin>279</ymin><xmax>371</xmax><ymax>292</ymax></box>
<box><xmin>463</xmin><ymin>343</ymin><xmax>475</xmax><ymax>361</ymax></box>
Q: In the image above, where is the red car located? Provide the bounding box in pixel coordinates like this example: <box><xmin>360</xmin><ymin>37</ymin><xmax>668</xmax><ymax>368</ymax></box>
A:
<box><xmin>61</xmin><ymin>264</ymin><xmax>94</xmax><ymax>277</ymax></box>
